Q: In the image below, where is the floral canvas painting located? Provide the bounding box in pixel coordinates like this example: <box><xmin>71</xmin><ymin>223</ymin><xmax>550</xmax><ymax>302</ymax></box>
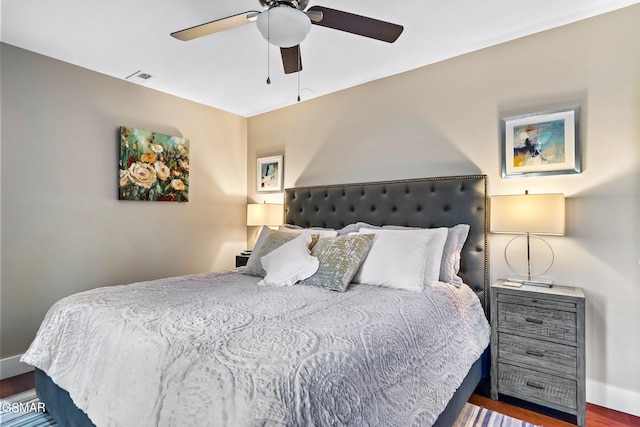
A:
<box><xmin>119</xmin><ymin>126</ymin><xmax>189</xmax><ymax>202</ymax></box>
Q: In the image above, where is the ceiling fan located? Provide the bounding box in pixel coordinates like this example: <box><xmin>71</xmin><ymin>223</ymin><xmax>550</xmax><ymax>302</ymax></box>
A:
<box><xmin>171</xmin><ymin>0</ymin><xmax>404</xmax><ymax>75</ymax></box>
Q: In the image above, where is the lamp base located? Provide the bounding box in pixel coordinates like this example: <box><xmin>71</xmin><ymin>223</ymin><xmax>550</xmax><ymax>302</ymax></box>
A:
<box><xmin>504</xmin><ymin>234</ymin><xmax>556</xmax><ymax>288</ymax></box>
<box><xmin>507</xmin><ymin>276</ymin><xmax>553</xmax><ymax>288</ymax></box>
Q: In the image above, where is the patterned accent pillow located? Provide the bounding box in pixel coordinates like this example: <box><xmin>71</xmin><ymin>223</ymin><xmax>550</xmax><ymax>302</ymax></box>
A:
<box><xmin>242</xmin><ymin>229</ymin><xmax>299</xmax><ymax>277</ymax></box>
<box><xmin>299</xmin><ymin>233</ymin><xmax>375</xmax><ymax>292</ymax></box>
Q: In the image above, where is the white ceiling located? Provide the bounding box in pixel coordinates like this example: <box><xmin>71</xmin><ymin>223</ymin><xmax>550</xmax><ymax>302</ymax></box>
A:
<box><xmin>2</xmin><ymin>0</ymin><xmax>637</xmax><ymax>117</ymax></box>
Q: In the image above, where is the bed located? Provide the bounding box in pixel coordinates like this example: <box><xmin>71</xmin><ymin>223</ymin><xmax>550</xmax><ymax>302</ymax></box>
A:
<box><xmin>23</xmin><ymin>174</ymin><xmax>490</xmax><ymax>427</ymax></box>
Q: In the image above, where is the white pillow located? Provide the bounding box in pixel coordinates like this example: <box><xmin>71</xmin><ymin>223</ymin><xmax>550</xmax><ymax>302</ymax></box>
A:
<box><xmin>353</xmin><ymin>227</ymin><xmax>447</xmax><ymax>291</ymax></box>
<box><xmin>377</xmin><ymin>224</ymin><xmax>463</xmax><ymax>286</ymax></box>
<box><xmin>258</xmin><ymin>234</ymin><xmax>319</xmax><ymax>287</ymax></box>
<box><xmin>356</xmin><ymin>222</ymin><xmax>470</xmax><ymax>287</ymax></box>
<box><xmin>277</xmin><ymin>225</ymin><xmax>338</xmax><ymax>239</ymax></box>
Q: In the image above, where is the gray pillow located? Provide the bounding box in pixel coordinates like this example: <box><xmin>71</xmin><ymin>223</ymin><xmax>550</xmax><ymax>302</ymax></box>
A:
<box><xmin>242</xmin><ymin>229</ymin><xmax>299</xmax><ymax>277</ymax></box>
<box><xmin>299</xmin><ymin>233</ymin><xmax>375</xmax><ymax>292</ymax></box>
<box><xmin>337</xmin><ymin>222</ymin><xmax>376</xmax><ymax>235</ymax></box>
<box><xmin>285</xmin><ymin>222</ymin><xmax>377</xmax><ymax>235</ymax></box>
<box><xmin>439</xmin><ymin>224</ymin><xmax>470</xmax><ymax>287</ymax></box>
<box><xmin>281</xmin><ymin>223</ymin><xmax>361</xmax><ymax>236</ymax></box>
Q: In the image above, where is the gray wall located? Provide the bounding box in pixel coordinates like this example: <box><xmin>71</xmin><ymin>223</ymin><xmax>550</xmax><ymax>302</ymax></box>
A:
<box><xmin>247</xmin><ymin>5</ymin><xmax>640</xmax><ymax>414</ymax></box>
<box><xmin>1</xmin><ymin>44</ymin><xmax>248</xmax><ymax>358</ymax></box>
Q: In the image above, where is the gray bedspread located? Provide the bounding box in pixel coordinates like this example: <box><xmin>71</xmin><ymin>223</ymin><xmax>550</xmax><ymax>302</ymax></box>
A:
<box><xmin>22</xmin><ymin>270</ymin><xmax>490</xmax><ymax>426</ymax></box>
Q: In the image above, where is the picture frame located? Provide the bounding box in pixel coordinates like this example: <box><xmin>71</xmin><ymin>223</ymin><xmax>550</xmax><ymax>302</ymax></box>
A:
<box><xmin>119</xmin><ymin>126</ymin><xmax>189</xmax><ymax>202</ymax></box>
<box><xmin>501</xmin><ymin>106</ymin><xmax>580</xmax><ymax>178</ymax></box>
<box><xmin>257</xmin><ymin>155</ymin><xmax>283</xmax><ymax>192</ymax></box>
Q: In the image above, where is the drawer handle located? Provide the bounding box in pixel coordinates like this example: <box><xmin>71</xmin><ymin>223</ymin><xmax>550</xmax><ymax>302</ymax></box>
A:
<box><xmin>525</xmin><ymin>318</ymin><xmax>543</xmax><ymax>325</ymax></box>
<box><xmin>526</xmin><ymin>381</ymin><xmax>545</xmax><ymax>390</ymax></box>
<box><xmin>525</xmin><ymin>350</ymin><xmax>544</xmax><ymax>358</ymax></box>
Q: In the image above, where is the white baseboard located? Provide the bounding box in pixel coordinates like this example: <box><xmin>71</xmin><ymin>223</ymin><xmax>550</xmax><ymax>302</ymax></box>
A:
<box><xmin>0</xmin><ymin>354</ymin><xmax>34</xmax><ymax>380</ymax></box>
<box><xmin>587</xmin><ymin>379</ymin><xmax>640</xmax><ymax>417</ymax></box>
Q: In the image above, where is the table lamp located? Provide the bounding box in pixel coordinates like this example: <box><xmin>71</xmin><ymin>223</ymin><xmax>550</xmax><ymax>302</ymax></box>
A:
<box><xmin>491</xmin><ymin>191</ymin><xmax>565</xmax><ymax>287</ymax></box>
<box><xmin>246</xmin><ymin>203</ymin><xmax>283</xmax><ymax>250</ymax></box>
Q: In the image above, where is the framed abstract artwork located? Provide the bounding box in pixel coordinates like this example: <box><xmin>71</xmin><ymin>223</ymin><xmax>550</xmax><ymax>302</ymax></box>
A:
<box><xmin>257</xmin><ymin>155</ymin><xmax>283</xmax><ymax>192</ymax></box>
<box><xmin>500</xmin><ymin>106</ymin><xmax>581</xmax><ymax>178</ymax></box>
<box><xmin>119</xmin><ymin>126</ymin><xmax>189</xmax><ymax>202</ymax></box>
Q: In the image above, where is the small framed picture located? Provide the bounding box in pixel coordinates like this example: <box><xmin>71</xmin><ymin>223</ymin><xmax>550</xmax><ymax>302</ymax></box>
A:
<box><xmin>257</xmin><ymin>155</ymin><xmax>283</xmax><ymax>192</ymax></box>
<box><xmin>501</xmin><ymin>106</ymin><xmax>581</xmax><ymax>178</ymax></box>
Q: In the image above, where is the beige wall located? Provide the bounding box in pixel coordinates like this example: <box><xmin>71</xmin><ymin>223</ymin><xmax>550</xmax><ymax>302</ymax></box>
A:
<box><xmin>248</xmin><ymin>5</ymin><xmax>640</xmax><ymax>414</ymax></box>
<box><xmin>1</xmin><ymin>44</ymin><xmax>247</xmax><ymax>359</ymax></box>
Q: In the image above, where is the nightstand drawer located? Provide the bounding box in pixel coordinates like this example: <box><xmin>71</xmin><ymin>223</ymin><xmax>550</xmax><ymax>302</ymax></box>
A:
<box><xmin>498</xmin><ymin>363</ymin><xmax>577</xmax><ymax>410</ymax></box>
<box><xmin>499</xmin><ymin>293</ymin><xmax>577</xmax><ymax>311</ymax></box>
<box><xmin>498</xmin><ymin>332</ymin><xmax>577</xmax><ymax>375</ymax></box>
<box><xmin>497</xmin><ymin>301</ymin><xmax>577</xmax><ymax>343</ymax></box>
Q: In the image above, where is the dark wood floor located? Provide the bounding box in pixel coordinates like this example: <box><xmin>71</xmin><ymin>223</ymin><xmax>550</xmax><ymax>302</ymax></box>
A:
<box><xmin>2</xmin><ymin>371</ymin><xmax>639</xmax><ymax>426</ymax></box>
<box><xmin>0</xmin><ymin>371</ymin><xmax>35</xmax><ymax>399</ymax></box>
<box><xmin>469</xmin><ymin>393</ymin><xmax>640</xmax><ymax>426</ymax></box>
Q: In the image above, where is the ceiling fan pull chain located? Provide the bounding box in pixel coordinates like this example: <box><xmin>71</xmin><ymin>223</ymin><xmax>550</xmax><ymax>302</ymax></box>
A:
<box><xmin>266</xmin><ymin>9</ymin><xmax>271</xmax><ymax>85</ymax></box>
<box><xmin>297</xmin><ymin>48</ymin><xmax>301</xmax><ymax>102</ymax></box>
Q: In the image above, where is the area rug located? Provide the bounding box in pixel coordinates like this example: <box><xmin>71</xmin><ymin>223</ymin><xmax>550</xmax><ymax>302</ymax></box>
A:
<box><xmin>1</xmin><ymin>389</ymin><xmax>540</xmax><ymax>427</ymax></box>
<box><xmin>454</xmin><ymin>402</ymin><xmax>541</xmax><ymax>427</ymax></box>
<box><xmin>0</xmin><ymin>389</ymin><xmax>55</xmax><ymax>427</ymax></box>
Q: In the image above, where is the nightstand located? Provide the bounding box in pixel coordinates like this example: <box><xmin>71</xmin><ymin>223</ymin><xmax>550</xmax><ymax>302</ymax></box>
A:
<box><xmin>490</xmin><ymin>280</ymin><xmax>586</xmax><ymax>427</ymax></box>
<box><xmin>235</xmin><ymin>254</ymin><xmax>250</xmax><ymax>268</ymax></box>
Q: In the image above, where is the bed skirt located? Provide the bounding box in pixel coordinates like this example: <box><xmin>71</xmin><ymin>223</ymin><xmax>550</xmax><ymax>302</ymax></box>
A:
<box><xmin>35</xmin><ymin>368</ymin><xmax>96</xmax><ymax>427</ymax></box>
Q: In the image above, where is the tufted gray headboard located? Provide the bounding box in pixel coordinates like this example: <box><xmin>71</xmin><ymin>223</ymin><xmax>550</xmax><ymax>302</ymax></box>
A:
<box><xmin>284</xmin><ymin>175</ymin><xmax>489</xmax><ymax>315</ymax></box>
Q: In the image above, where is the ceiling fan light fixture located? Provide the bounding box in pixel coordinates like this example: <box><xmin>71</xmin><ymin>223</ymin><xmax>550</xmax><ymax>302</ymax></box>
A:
<box><xmin>256</xmin><ymin>6</ymin><xmax>311</xmax><ymax>48</ymax></box>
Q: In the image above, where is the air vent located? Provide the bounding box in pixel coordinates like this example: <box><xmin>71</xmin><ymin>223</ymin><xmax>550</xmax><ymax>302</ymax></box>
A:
<box><xmin>125</xmin><ymin>70</ymin><xmax>153</xmax><ymax>81</ymax></box>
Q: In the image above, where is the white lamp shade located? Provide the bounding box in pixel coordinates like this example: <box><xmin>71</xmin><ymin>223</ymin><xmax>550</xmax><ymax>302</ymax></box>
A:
<box><xmin>491</xmin><ymin>193</ymin><xmax>565</xmax><ymax>235</ymax></box>
<box><xmin>256</xmin><ymin>7</ymin><xmax>311</xmax><ymax>48</ymax></box>
<box><xmin>247</xmin><ymin>203</ymin><xmax>283</xmax><ymax>226</ymax></box>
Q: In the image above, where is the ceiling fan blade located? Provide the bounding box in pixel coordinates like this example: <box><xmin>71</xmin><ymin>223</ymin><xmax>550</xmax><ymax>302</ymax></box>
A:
<box><xmin>281</xmin><ymin>45</ymin><xmax>302</xmax><ymax>74</ymax></box>
<box><xmin>308</xmin><ymin>6</ymin><xmax>403</xmax><ymax>43</ymax></box>
<box><xmin>171</xmin><ymin>11</ymin><xmax>260</xmax><ymax>41</ymax></box>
